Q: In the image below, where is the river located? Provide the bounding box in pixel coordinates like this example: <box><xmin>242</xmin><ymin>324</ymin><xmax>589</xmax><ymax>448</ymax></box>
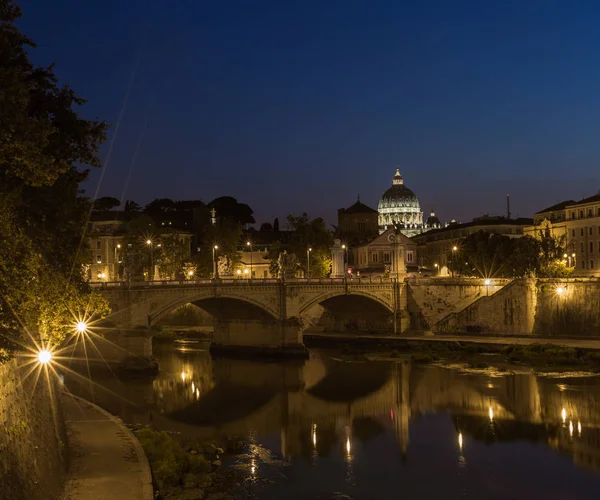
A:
<box><xmin>64</xmin><ymin>342</ymin><xmax>600</xmax><ymax>499</ymax></box>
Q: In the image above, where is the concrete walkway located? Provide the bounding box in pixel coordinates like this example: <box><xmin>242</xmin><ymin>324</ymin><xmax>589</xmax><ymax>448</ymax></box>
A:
<box><xmin>60</xmin><ymin>394</ymin><xmax>153</xmax><ymax>500</ymax></box>
<box><xmin>305</xmin><ymin>332</ymin><xmax>600</xmax><ymax>350</ymax></box>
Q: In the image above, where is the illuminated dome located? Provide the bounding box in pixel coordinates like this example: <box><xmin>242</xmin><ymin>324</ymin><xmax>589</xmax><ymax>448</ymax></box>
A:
<box><xmin>378</xmin><ymin>169</ymin><xmax>424</xmax><ymax>236</ymax></box>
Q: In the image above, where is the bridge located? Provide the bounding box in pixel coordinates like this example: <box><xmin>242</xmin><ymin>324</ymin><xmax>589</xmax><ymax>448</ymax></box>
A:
<box><xmin>92</xmin><ymin>277</ymin><xmax>407</xmax><ymax>354</ymax></box>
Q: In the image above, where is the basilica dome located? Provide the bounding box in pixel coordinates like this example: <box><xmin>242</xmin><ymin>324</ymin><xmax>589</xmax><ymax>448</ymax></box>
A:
<box><xmin>378</xmin><ymin>169</ymin><xmax>424</xmax><ymax>236</ymax></box>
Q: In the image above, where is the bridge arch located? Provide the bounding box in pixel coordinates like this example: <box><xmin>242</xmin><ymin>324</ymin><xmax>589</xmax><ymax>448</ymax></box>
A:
<box><xmin>149</xmin><ymin>292</ymin><xmax>279</xmax><ymax>326</ymax></box>
<box><xmin>298</xmin><ymin>289</ymin><xmax>394</xmax><ymax>316</ymax></box>
<box><xmin>298</xmin><ymin>289</ymin><xmax>394</xmax><ymax>334</ymax></box>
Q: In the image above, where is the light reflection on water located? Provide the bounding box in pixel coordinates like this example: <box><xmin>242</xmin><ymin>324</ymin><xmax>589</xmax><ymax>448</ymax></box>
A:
<box><xmin>64</xmin><ymin>344</ymin><xmax>600</xmax><ymax>500</ymax></box>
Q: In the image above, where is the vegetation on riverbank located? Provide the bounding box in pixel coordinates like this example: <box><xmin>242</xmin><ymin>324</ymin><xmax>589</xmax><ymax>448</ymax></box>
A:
<box><xmin>135</xmin><ymin>427</ymin><xmax>238</xmax><ymax>500</ymax></box>
<box><xmin>313</xmin><ymin>339</ymin><xmax>600</xmax><ymax>373</ymax></box>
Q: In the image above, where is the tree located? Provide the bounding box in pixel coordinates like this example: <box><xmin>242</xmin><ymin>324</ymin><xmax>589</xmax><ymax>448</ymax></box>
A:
<box><xmin>209</xmin><ymin>196</ymin><xmax>255</xmax><ymax>225</ymax></box>
<box><xmin>124</xmin><ymin>200</ymin><xmax>141</xmax><ymax>212</ymax></box>
<box><xmin>157</xmin><ymin>232</ymin><xmax>189</xmax><ymax>280</ymax></box>
<box><xmin>0</xmin><ymin>1</ymin><xmax>109</xmax><ymax>347</ymax></box>
<box><xmin>144</xmin><ymin>198</ymin><xmax>176</xmax><ymax>216</ymax></box>
<box><xmin>273</xmin><ymin>217</ymin><xmax>280</xmax><ymax>233</ymax></box>
<box><xmin>285</xmin><ymin>213</ymin><xmax>333</xmax><ymax>278</ymax></box>
<box><xmin>94</xmin><ymin>196</ymin><xmax>121</xmax><ymax>211</ymax></box>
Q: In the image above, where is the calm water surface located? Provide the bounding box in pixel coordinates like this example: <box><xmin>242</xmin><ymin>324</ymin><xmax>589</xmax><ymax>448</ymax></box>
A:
<box><xmin>65</xmin><ymin>343</ymin><xmax>600</xmax><ymax>500</ymax></box>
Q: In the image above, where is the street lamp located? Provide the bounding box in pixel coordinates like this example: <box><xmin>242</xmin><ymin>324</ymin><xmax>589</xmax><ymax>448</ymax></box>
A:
<box><xmin>244</xmin><ymin>269</ymin><xmax>249</xmax><ymax>278</ymax></box>
<box><xmin>247</xmin><ymin>241</ymin><xmax>252</xmax><ymax>279</ymax></box>
<box><xmin>484</xmin><ymin>278</ymin><xmax>491</xmax><ymax>296</ymax></box>
<box><xmin>342</xmin><ymin>244</ymin><xmax>348</xmax><ymax>279</ymax></box>
<box><xmin>146</xmin><ymin>239</ymin><xmax>154</xmax><ymax>280</ymax></box>
<box><xmin>212</xmin><ymin>245</ymin><xmax>219</xmax><ymax>279</ymax></box>
<box><xmin>451</xmin><ymin>246</ymin><xmax>458</xmax><ymax>277</ymax></box>
<box><xmin>434</xmin><ymin>263</ymin><xmax>439</xmax><ymax>276</ymax></box>
<box><xmin>307</xmin><ymin>247</ymin><xmax>312</xmax><ymax>279</ymax></box>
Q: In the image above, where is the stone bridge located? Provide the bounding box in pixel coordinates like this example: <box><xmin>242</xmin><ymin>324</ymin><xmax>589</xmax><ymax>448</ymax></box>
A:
<box><xmin>93</xmin><ymin>278</ymin><xmax>406</xmax><ymax>353</ymax></box>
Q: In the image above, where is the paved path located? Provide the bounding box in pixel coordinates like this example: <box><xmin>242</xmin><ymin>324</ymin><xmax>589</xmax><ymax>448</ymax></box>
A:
<box><xmin>305</xmin><ymin>332</ymin><xmax>600</xmax><ymax>350</ymax></box>
<box><xmin>60</xmin><ymin>394</ymin><xmax>153</xmax><ymax>500</ymax></box>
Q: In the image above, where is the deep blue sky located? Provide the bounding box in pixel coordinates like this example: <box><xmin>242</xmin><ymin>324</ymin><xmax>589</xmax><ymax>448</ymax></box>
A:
<box><xmin>18</xmin><ymin>0</ymin><xmax>600</xmax><ymax>226</ymax></box>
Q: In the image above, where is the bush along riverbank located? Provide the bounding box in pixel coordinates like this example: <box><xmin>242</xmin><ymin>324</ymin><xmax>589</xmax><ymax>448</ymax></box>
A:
<box><xmin>314</xmin><ymin>339</ymin><xmax>600</xmax><ymax>373</ymax></box>
<box><xmin>134</xmin><ymin>427</ymin><xmax>240</xmax><ymax>500</ymax></box>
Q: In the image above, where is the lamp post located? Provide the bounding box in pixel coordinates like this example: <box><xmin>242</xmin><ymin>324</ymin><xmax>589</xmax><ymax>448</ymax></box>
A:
<box><xmin>247</xmin><ymin>241</ymin><xmax>252</xmax><ymax>279</ymax></box>
<box><xmin>307</xmin><ymin>247</ymin><xmax>312</xmax><ymax>279</ymax></box>
<box><xmin>146</xmin><ymin>239</ymin><xmax>154</xmax><ymax>280</ymax></box>
<box><xmin>114</xmin><ymin>243</ymin><xmax>121</xmax><ymax>281</ymax></box>
<box><xmin>451</xmin><ymin>246</ymin><xmax>458</xmax><ymax>277</ymax></box>
<box><xmin>434</xmin><ymin>263</ymin><xmax>439</xmax><ymax>276</ymax></box>
<box><xmin>212</xmin><ymin>245</ymin><xmax>219</xmax><ymax>279</ymax></box>
<box><xmin>342</xmin><ymin>244</ymin><xmax>348</xmax><ymax>281</ymax></box>
<box><xmin>572</xmin><ymin>252</ymin><xmax>576</xmax><ymax>268</ymax></box>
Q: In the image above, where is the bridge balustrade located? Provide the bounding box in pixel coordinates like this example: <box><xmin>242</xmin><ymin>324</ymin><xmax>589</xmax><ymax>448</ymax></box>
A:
<box><xmin>89</xmin><ymin>276</ymin><xmax>398</xmax><ymax>289</ymax></box>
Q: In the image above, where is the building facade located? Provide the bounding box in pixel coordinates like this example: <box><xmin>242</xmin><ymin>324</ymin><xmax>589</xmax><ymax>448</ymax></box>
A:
<box><xmin>525</xmin><ymin>195</ymin><xmax>600</xmax><ymax>275</ymax></box>
<box><xmin>87</xmin><ymin>212</ymin><xmax>193</xmax><ymax>282</ymax></box>
<box><xmin>337</xmin><ymin>197</ymin><xmax>379</xmax><ymax>242</ymax></box>
<box><xmin>412</xmin><ymin>216</ymin><xmax>533</xmax><ymax>276</ymax></box>
<box><xmin>350</xmin><ymin>228</ymin><xmax>417</xmax><ymax>277</ymax></box>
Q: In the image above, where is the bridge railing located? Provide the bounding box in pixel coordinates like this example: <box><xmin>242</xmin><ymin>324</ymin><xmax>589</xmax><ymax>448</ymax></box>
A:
<box><xmin>89</xmin><ymin>276</ymin><xmax>398</xmax><ymax>289</ymax></box>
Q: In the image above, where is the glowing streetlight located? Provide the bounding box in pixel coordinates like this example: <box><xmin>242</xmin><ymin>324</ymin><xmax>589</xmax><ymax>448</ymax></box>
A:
<box><xmin>188</xmin><ymin>270</ymin><xmax>194</xmax><ymax>277</ymax></box>
<box><xmin>307</xmin><ymin>247</ymin><xmax>312</xmax><ymax>279</ymax></box>
<box><xmin>451</xmin><ymin>246</ymin><xmax>458</xmax><ymax>277</ymax></box>
<box><xmin>236</xmin><ymin>269</ymin><xmax>241</xmax><ymax>276</ymax></box>
<box><xmin>556</xmin><ymin>286</ymin><xmax>566</xmax><ymax>296</ymax></box>
<box><xmin>434</xmin><ymin>263</ymin><xmax>439</xmax><ymax>276</ymax></box>
<box><xmin>562</xmin><ymin>408</ymin><xmax>567</xmax><ymax>423</ymax></box>
<box><xmin>345</xmin><ymin>437</ymin><xmax>351</xmax><ymax>455</ymax></box>
<box><xmin>212</xmin><ymin>245</ymin><xmax>219</xmax><ymax>279</ymax></box>
<box><xmin>489</xmin><ymin>407</ymin><xmax>494</xmax><ymax>421</ymax></box>
<box><xmin>146</xmin><ymin>240</ymin><xmax>155</xmax><ymax>280</ymax></box>
<box><xmin>38</xmin><ymin>350</ymin><xmax>52</xmax><ymax>365</ymax></box>
<box><xmin>75</xmin><ymin>321</ymin><xmax>87</xmax><ymax>333</ymax></box>
<box><xmin>458</xmin><ymin>432</ymin><xmax>463</xmax><ymax>451</ymax></box>
<box><xmin>247</xmin><ymin>241</ymin><xmax>253</xmax><ymax>279</ymax></box>
<box><xmin>243</xmin><ymin>269</ymin><xmax>249</xmax><ymax>277</ymax></box>
<box><xmin>146</xmin><ymin>239</ymin><xmax>152</xmax><ymax>245</ymax></box>
<box><xmin>484</xmin><ymin>278</ymin><xmax>491</xmax><ymax>296</ymax></box>
<box><xmin>312</xmin><ymin>424</ymin><xmax>317</xmax><ymax>447</ymax></box>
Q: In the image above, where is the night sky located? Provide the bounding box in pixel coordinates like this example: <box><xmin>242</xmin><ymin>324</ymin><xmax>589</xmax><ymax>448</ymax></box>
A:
<box><xmin>18</xmin><ymin>0</ymin><xmax>600</xmax><ymax>226</ymax></box>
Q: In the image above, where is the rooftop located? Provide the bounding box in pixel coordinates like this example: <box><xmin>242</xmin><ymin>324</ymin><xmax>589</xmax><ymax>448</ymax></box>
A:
<box><xmin>535</xmin><ymin>200</ymin><xmax>577</xmax><ymax>214</ymax></box>
<box><xmin>339</xmin><ymin>198</ymin><xmax>378</xmax><ymax>215</ymax></box>
<box><xmin>411</xmin><ymin>216</ymin><xmax>533</xmax><ymax>241</ymax></box>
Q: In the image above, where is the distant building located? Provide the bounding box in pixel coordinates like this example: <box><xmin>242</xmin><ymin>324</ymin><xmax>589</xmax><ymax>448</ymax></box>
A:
<box><xmin>377</xmin><ymin>168</ymin><xmax>441</xmax><ymax>237</ymax></box>
<box><xmin>412</xmin><ymin>216</ymin><xmax>533</xmax><ymax>275</ymax></box>
<box><xmin>350</xmin><ymin>228</ymin><xmax>417</xmax><ymax>277</ymax></box>
<box><xmin>87</xmin><ymin>211</ymin><xmax>193</xmax><ymax>282</ymax></box>
<box><xmin>233</xmin><ymin>251</ymin><xmax>274</xmax><ymax>279</ymax></box>
<box><xmin>337</xmin><ymin>196</ymin><xmax>379</xmax><ymax>242</ymax></box>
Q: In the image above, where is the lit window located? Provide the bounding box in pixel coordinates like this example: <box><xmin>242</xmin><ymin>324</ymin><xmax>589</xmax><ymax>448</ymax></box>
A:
<box><xmin>96</xmin><ymin>255</ymin><xmax>102</xmax><ymax>264</ymax></box>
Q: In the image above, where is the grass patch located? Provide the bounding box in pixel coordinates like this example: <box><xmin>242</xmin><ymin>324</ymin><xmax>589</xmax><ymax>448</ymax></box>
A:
<box><xmin>136</xmin><ymin>427</ymin><xmax>215</xmax><ymax>496</ymax></box>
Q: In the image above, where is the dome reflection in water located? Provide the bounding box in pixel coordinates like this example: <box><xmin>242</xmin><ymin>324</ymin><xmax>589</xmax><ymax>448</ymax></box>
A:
<box><xmin>64</xmin><ymin>344</ymin><xmax>600</xmax><ymax>500</ymax></box>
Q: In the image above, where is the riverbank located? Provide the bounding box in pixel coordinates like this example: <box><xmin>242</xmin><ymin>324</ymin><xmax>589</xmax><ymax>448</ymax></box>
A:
<box><xmin>305</xmin><ymin>332</ymin><xmax>600</xmax><ymax>372</ymax></box>
<box><xmin>60</xmin><ymin>394</ymin><xmax>153</xmax><ymax>500</ymax></box>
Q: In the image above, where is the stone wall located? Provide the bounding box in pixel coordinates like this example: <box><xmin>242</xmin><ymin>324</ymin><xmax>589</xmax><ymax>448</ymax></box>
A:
<box><xmin>436</xmin><ymin>280</ymin><xmax>537</xmax><ymax>335</ymax></box>
<box><xmin>0</xmin><ymin>358</ymin><xmax>68</xmax><ymax>500</ymax></box>
<box><xmin>533</xmin><ymin>279</ymin><xmax>600</xmax><ymax>337</ymax></box>
<box><xmin>433</xmin><ymin>278</ymin><xmax>600</xmax><ymax>337</ymax></box>
<box><xmin>407</xmin><ymin>278</ymin><xmax>510</xmax><ymax>331</ymax></box>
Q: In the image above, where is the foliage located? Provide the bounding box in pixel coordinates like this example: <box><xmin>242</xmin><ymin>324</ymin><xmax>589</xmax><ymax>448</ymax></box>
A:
<box><xmin>124</xmin><ymin>200</ymin><xmax>141</xmax><ymax>212</ymax></box>
<box><xmin>193</xmin><ymin>218</ymin><xmax>243</xmax><ymax>277</ymax></box>
<box><xmin>449</xmin><ymin>231</ymin><xmax>570</xmax><ymax>279</ymax></box>
<box><xmin>208</xmin><ymin>196</ymin><xmax>255</xmax><ymax>225</ymax></box>
<box><xmin>286</xmin><ymin>213</ymin><xmax>333</xmax><ymax>278</ymax></box>
<box><xmin>93</xmin><ymin>196</ymin><xmax>120</xmax><ymax>211</ymax></box>
<box><xmin>157</xmin><ymin>232</ymin><xmax>190</xmax><ymax>280</ymax></box>
<box><xmin>136</xmin><ymin>427</ymin><xmax>213</xmax><ymax>492</ymax></box>
<box><xmin>0</xmin><ymin>1</ymin><xmax>109</xmax><ymax>346</ymax></box>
